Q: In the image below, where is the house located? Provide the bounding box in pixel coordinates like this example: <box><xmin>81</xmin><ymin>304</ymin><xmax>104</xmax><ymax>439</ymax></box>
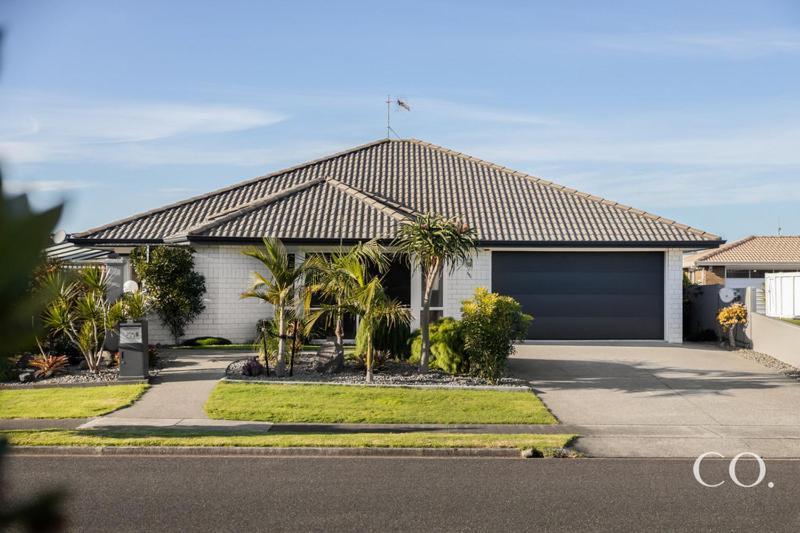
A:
<box><xmin>684</xmin><ymin>236</ymin><xmax>800</xmax><ymax>289</ymax></box>
<box><xmin>68</xmin><ymin>138</ymin><xmax>722</xmax><ymax>344</ymax></box>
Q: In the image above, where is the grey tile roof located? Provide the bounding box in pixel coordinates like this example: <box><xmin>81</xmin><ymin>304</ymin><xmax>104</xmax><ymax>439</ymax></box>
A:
<box><xmin>72</xmin><ymin>138</ymin><xmax>721</xmax><ymax>245</ymax></box>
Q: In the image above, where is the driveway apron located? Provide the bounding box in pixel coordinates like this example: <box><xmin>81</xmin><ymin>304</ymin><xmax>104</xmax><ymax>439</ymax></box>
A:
<box><xmin>510</xmin><ymin>342</ymin><xmax>800</xmax><ymax>458</ymax></box>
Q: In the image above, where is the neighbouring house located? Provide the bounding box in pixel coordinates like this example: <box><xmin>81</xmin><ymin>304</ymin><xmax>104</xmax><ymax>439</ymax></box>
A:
<box><xmin>67</xmin><ymin>138</ymin><xmax>722</xmax><ymax>344</ymax></box>
<box><xmin>684</xmin><ymin>236</ymin><xmax>800</xmax><ymax>289</ymax></box>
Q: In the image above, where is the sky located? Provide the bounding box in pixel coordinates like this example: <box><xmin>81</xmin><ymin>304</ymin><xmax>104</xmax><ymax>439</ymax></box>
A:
<box><xmin>1</xmin><ymin>0</ymin><xmax>799</xmax><ymax>242</ymax></box>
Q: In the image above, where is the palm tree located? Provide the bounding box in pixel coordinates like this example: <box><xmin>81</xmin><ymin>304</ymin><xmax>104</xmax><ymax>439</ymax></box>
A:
<box><xmin>241</xmin><ymin>237</ymin><xmax>309</xmax><ymax>376</ymax></box>
<box><xmin>304</xmin><ymin>240</ymin><xmax>388</xmax><ymax>372</ymax></box>
<box><xmin>394</xmin><ymin>213</ymin><xmax>477</xmax><ymax>372</ymax></box>
<box><xmin>347</xmin><ymin>270</ymin><xmax>410</xmax><ymax>383</ymax></box>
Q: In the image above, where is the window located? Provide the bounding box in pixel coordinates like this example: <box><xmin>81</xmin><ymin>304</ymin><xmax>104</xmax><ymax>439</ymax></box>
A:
<box><xmin>423</xmin><ymin>271</ymin><xmax>444</xmax><ymax>322</ymax></box>
<box><xmin>726</xmin><ymin>269</ymin><xmax>750</xmax><ymax>278</ymax></box>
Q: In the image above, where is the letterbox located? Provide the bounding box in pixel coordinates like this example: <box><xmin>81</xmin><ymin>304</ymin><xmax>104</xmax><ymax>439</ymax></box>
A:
<box><xmin>118</xmin><ymin>320</ymin><xmax>149</xmax><ymax>380</ymax></box>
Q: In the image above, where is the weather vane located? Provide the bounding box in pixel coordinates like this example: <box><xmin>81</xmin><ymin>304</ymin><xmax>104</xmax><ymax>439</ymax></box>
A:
<box><xmin>386</xmin><ymin>95</ymin><xmax>410</xmax><ymax>138</ymax></box>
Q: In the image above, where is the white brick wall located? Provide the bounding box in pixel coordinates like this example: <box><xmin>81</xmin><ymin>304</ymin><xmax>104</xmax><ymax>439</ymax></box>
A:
<box><xmin>442</xmin><ymin>250</ymin><xmax>492</xmax><ymax>319</ymax></box>
<box><xmin>132</xmin><ymin>245</ymin><xmax>684</xmax><ymax>343</ymax></box>
<box><xmin>408</xmin><ymin>250</ymin><xmax>491</xmax><ymax>329</ymax></box>
<box><xmin>664</xmin><ymin>248</ymin><xmax>684</xmax><ymax>343</ymax></box>
<box><xmin>135</xmin><ymin>245</ymin><xmax>273</xmax><ymax>344</ymax></box>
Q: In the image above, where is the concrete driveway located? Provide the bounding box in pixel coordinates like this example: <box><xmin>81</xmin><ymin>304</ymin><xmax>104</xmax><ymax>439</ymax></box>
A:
<box><xmin>509</xmin><ymin>343</ymin><xmax>800</xmax><ymax>458</ymax></box>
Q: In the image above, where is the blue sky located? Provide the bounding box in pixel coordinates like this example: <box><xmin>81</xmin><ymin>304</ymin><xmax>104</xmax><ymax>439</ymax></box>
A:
<box><xmin>1</xmin><ymin>0</ymin><xmax>799</xmax><ymax>241</ymax></box>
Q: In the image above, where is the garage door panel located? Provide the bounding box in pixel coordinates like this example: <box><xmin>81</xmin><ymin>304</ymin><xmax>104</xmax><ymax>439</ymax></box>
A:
<box><xmin>530</xmin><ymin>316</ymin><xmax>664</xmax><ymax>340</ymax></box>
<box><xmin>492</xmin><ymin>252</ymin><xmax>664</xmax><ymax>340</ymax></box>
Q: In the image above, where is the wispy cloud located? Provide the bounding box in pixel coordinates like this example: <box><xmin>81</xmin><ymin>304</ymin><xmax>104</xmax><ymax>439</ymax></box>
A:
<box><xmin>3</xmin><ymin>179</ymin><xmax>92</xmax><ymax>194</ymax></box>
<box><xmin>464</xmin><ymin>123</ymin><xmax>800</xmax><ymax>167</ymax></box>
<box><xmin>0</xmin><ymin>95</ymin><xmax>288</xmax><ymax>165</ymax></box>
<box><xmin>412</xmin><ymin>98</ymin><xmax>557</xmax><ymax>125</ymax></box>
<box><xmin>458</xmin><ymin>114</ymin><xmax>800</xmax><ymax>208</ymax></box>
<box><xmin>591</xmin><ymin>30</ymin><xmax>800</xmax><ymax>57</ymax></box>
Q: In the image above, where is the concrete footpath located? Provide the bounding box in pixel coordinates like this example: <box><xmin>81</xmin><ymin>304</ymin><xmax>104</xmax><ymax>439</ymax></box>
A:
<box><xmin>78</xmin><ymin>353</ymin><xmax>272</xmax><ymax>432</ymax></box>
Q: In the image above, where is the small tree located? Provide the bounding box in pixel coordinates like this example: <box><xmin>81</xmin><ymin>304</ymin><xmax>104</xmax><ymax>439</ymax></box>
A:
<box><xmin>460</xmin><ymin>288</ymin><xmax>532</xmax><ymax>383</ymax></box>
<box><xmin>394</xmin><ymin>214</ymin><xmax>477</xmax><ymax>373</ymax></box>
<box><xmin>130</xmin><ymin>245</ymin><xmax>206</xmax><ymax>344</ymax></box>
<box><xmin>241</xmin><ymin>237</ymin><xmax>310</xmax><ymax>377</ymax></box>
<box><xmin>352</xmin><ymin>277</ymin><xmax>411</xmax><ymax>383</ymax></box>
<box><xmin>718</xmin><ymin>302</ymin><xmax>748</xmax><ymax>349</ymax></box>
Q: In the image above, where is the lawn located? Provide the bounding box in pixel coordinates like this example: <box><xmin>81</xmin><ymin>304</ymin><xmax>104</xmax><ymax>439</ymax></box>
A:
<box><xmin>0</xmin><ymin>384</ymin><xmax>149</xmax><ymax>419</ymax></box>
<box><xmin>205</xmin><ymin>382</ymin><xmax>557</xmax><ymax>424</ymax></box>
<box><xmin>781</xmin><ymin>318</ymin><xmax>800</xmax><ymax>327</ymax></box>
<box><xmin>1</xmin><ymin>429</ymin><xmax>574</xmax><ymax>453</ymax></box>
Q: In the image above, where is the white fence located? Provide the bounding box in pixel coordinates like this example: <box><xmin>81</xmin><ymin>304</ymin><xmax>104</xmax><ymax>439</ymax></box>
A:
<box><xmin>765</xmin><ymin>272</ymin><xmax>800</xmax><ymax>318</ymax></box>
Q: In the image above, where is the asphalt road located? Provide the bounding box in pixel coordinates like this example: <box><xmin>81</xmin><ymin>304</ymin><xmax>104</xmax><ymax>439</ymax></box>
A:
<box><xmin>5</xmin><ymin>456</ymin><xmax>800</xmax><ymax>532</ymax></box>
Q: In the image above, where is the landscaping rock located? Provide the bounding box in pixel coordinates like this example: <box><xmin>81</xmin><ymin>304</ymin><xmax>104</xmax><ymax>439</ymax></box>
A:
<box><xmin>3</xmin><ymin>366</ymin><xmax>121</xmax><ymax>387</ymax></box>
<box><xmin>313</xmin><ymin>342</ymin><xmax>343</xmax><ymax>374</ymax></box>
<box><xmin>226</xmin><ymin>352</ymin><xmax>529</xmax><ymax>388</ymax></box>
<box><xmin>735</xmin><ymin>349</ymin><xmax>800</xmax><ymax>380</ymax></box>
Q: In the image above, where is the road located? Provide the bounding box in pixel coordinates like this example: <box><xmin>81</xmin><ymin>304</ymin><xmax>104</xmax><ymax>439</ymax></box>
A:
<box><xmin>5</xmin><ymin>455</ymin><xmax>800</xmax><ymax>532</ymax></box>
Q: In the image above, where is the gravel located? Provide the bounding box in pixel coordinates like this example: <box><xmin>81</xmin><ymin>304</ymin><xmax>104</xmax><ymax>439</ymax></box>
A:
<box><xmin>225</xmin><ymin>354</ymin><xmax>529</xmax><ymax>388</ymax></box>
<box><xmin>735</xmin><ymin>349</ymin><xmax>800</xmax><ymax>380</ymax></box>
<box><xmin>1</xmin><ymin>366</ymin><xmax>121</xmax><ymax>387</ymax></box>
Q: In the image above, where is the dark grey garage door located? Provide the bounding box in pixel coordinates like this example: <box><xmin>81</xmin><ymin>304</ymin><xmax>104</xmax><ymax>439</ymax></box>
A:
<box><xmin>492</xmin><ymin>252</ymin><xmax>664</xmax><ymax>340</ymax></box>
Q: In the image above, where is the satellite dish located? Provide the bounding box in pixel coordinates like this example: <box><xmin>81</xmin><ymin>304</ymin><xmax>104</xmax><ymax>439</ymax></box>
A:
<box><xmin>123</xmin><ymin>280</ymin><xmax>139</xmax><ymax>294</ymax></box>
<box><xmin>52</xmin><ymin>229</ymin><xmax>67</xmax><ymax>244</ymax></box>
<box><xmin>719</xmin><ymin>287</ymin><xmax>736</xmax><ymax>304</ymax></box>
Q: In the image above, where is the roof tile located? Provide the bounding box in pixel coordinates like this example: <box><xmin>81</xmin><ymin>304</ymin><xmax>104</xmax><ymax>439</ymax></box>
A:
<box><xmin>72</xmin><ymin>138</ymin><xmax>721</xmax><ymax>244</ymax></box>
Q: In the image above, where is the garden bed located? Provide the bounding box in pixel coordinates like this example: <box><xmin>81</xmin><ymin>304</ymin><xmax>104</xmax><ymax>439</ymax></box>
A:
<box><xmin>1</xmin><ymin>366</ymin><xmax>121</xmax><ymax>388</ymax></box>
<box><xmin>225</xmin><ymin>353</ymin><xmax>528</xmax><ymax>387</ymax></box>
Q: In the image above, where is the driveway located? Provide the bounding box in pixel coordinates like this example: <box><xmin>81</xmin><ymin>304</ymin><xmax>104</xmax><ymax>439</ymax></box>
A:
<box><xmin>509</xmin><ymin>343</ymin><xmax>800</xmax><ymax>458</ymax></box>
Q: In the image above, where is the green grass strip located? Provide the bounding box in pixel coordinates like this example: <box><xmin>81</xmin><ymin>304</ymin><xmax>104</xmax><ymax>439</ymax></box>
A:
<box><xmin>0</xmin><ymin>384</ymin><xmax>149</xmax><ymax>419</ymax></box>
<box><xmin>205</xmin><ymin>382</ymin><xmax>557</xmax><ymax>424</ymax></box>
<box><xmin>1</xmin><ymin>429</ymin><xmax>575</xmax><ymax>452</ymax></box>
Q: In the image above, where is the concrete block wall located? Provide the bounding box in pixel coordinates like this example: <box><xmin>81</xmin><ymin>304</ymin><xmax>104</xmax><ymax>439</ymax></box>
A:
<box><xmin>664</xmin><ymin>249</ymin><xmax>684</xmax><ymax>343</ymax></box>
<box><xmin>143</xmin><ymin>245</ymin><xmax>272</xmax><ymax>344</ymax></box>
<box><xmin>442</xmin><ymin>250</ymin><xmax>492</xmax><ymax>319</ymax></box>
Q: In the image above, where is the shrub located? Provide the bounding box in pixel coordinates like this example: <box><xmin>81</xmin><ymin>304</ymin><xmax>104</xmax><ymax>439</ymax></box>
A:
<box><xmin>355</xmin><ymin>320</ymin><xmax>412</xmax><ymax>361</ymax></box>
<box><xmin>181</xmin><ymin>337</ymin><xmax>232</xmax><ymax>347</ymax></box>
<box><xmin>148</xmin><ymin>345</ymin><xmax>160</xmax><ymax>368</ymax></box>
<box><xmin>1</xmin><ymin>354</ymin><xmax>23</xmax><ymax>382</ymax></box>
<box><xmin>460</xmin><ymin>288</ymin><xmax>532</xmax><ymax>383</ymax></box>
<box><xmin>409</xmin><ymin>317</ymin><xmax>467</xmax><ymax>374</ymax></box>
<box><xmin>130</xmin><ymin>246</ymin><xmax>206</xmax><ymax>344</ymax></box>
<box><xmin>28</xmin><ymin>354</ymin><xmax>69</xmax><ymax>380</ymax></box>
<box><xmin>717</xmin><ymin>302</ymin><xmax>748</xmax><ymax>331</ymax></box>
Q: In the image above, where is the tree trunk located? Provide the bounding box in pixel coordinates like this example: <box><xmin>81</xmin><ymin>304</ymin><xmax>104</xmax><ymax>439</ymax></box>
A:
<box><xmin>419</xmin><ymin>272</ymin><xmax>433</xmax><ymax>373</ymax></box>
<box><xmin>728</xmin><ymin>325</ymin><xmax>736</xmax><ymax>350</ymax></box>
<box><xmin>289</xmin><ymin>319</ymin><xmax>299</xmax><ymax>377</ymax></box>
<box><xmin>275</xmin><ymin>306</ymin><xmax>286</xmax><ymax>376</ymax></box>
<box><xmin>365</xmin><ymin>337</ymin><xmax>373</xmax><ymax>383</ymax></box>
<box><xmin>260</xmin><ymin>324</ymin><xmax>270</xmax><ymax>376</ymax></box>
<box><xmin>331</xmin><ymin>313</ymin><xmax>345</xmax><ymax>373</ymax></box>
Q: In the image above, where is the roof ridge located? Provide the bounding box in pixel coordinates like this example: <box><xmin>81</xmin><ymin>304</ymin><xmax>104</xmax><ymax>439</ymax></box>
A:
<box><xmin>405</xmin><ymin>138</ymin><xmax>721</xmax><ymax>241</ymax></box>
<box><xmin>324</xmin><ymin>177</ymin><xmax>413</xmax><ymax>224</ymax></box>
<box><xmin>71</xmin><ymin>138</ymin><xmax>393</xmax><ymax>239</ymax></box>
<box><xmin>164</xmin><ymin>177</ymin><xmax>326</xmax><ymax>242</ymax></box>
